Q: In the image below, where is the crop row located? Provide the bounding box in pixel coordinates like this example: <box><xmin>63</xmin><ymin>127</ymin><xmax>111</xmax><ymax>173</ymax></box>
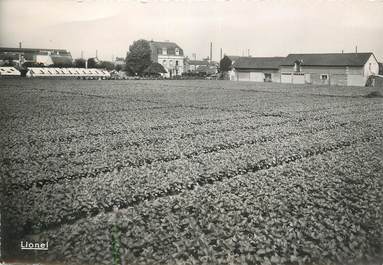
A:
<box><xmin>4</xmin><ymin>113</ymin><xmax>376</xmax><ymax>191</ymax></box>
<box><xmin>3</xmin><ymin>119</ymin><xmax>382</xmax><ymax>233</ymax></box>
<box><xmin>14</xmin><ymin>138</ymin><xmax>383</xmax><ymax>265</ymax></box>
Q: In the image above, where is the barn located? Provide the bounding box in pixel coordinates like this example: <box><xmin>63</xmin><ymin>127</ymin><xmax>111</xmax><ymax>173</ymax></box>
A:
<box><xmin>232</xmin><ymin>57</ymin><xmax>285</xmax><ymax>82</ymax></box>
<box><xmin>280</xmin><ymin>52</ymin><xmax>379</xmax><ymax>86</ymax></box>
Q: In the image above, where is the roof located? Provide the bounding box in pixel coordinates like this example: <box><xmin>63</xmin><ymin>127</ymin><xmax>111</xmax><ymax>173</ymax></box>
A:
<box><xmin>225</xmin><ymin>55</ymin><xmax>241</xmax><ymax>62</ymax></box>
<box><xmin>149</xmin><ymin>41</ymin><xmax>184</xmax><ymax>57</ymax></box>
<box><xmin>0</xmin><ymin>47</ymin><xmax>70</xmax><ymax>54</ymax></box>
<box><xmin>281</xmin><ymin>53</ymin><xmax>374</xmax><ymax>67</ymax></box>
<box><xmin>233</xmin><ymin>57</ymin><xmax>285</xmax><ymax>69</ymax></box>
<box><xmin>188</xmin><ymin>60</ymin><xmax>209</xmax><ymax>66</ymax></box>
<box><xmin>26</xmin><ymin>67</ymin><xmax>110</xmax><ymax>77</ymax></box>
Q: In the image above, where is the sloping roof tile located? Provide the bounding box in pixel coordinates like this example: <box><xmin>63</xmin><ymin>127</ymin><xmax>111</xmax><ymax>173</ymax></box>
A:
<box><xmin>281</xmin><ymin>53</ymin><xmax>373</xmax><ymax>66</ymax></box>
<box><xmin>233</xmin><ymin>57</ymin><xmax>285</xmax><ymax>69</ymax></box>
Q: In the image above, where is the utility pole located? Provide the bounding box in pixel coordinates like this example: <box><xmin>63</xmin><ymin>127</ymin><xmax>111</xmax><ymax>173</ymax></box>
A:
<box><xmin>210</xmin><ymin>42</ymin><xmax>213</xmax><ymax>63</ymax></box>
<box><xmin>220</xmin><ymin>48</ymin><xmax>222</xmax><ymax>61</ymax></box>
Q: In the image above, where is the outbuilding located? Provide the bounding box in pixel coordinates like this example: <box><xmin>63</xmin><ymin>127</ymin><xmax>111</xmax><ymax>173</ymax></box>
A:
<box><xmin>232</xmin><ymin>57</ymin><xmax>285</xmax><ymax>82</ymax></box>
<box><xmin>280</xmin><ymin>52</ymin><xmax>379</xmax><ymax>86</ymax></box>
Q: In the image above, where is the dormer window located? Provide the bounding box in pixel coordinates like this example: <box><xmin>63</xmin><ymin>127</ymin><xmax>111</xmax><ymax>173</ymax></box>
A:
<box><xmin>175</xmin><ymin>48</ymin><xmax>179</xmax><ymax>56</ymax></box>
<box><xmin>162</xmin><ymin>48</ymin><xmax>167</xmax><ymax>55</ymax></box>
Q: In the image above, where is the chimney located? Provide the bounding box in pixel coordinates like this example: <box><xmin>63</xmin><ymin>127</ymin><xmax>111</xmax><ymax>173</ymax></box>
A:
<box><xmin>342</xmin><ymin>50</ymin><xmax>344</xmax><ymax>54</ymax></box>
<box><xmin>19</xmin><ymin>42</ymin><xmax>22</xmax><ymax>49</ymax></box>
<box><xmin>210</xmin><ymin>42</ymin><xmax>212</xmax><ymax>63</ymax></box>
<box><xmin>192</xmin><ymin>53</ymin><xmax>196</xmax><ymax>61</ymax></box>
<box><xmin>355</xmin><ymin>46</ymin><xmax>358</xmax><ymax>54</ymax></box>
<box><xmin>220</xmin><ymin>48</ymin><xmax>222</xmax><ymax>61</ymax></box>
<box><xmin>96</xmin><ymin>50</ymin><xmax>98</xmax><ymax>59</ymax></box>
<box><xmin>248</xmin><ymin>49</ymin><xmax>250</xmax><ymax>57</ymax></box>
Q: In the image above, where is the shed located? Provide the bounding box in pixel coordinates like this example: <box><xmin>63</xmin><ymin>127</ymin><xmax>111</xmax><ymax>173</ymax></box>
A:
<box><xmin>232</xmin><ymin>57</ymin><xmax>285</xmax><ymax>82</ymax></box>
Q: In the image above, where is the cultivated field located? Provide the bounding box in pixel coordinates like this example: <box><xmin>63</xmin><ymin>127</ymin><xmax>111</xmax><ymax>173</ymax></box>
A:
<box><xmin>1</xmin><ymin>79</ymin><xmax>382</xmax><ymax>265</ymax></box>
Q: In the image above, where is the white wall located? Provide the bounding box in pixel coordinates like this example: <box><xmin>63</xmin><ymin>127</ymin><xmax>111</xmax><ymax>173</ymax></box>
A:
<box><xmin>35</xmin><ymin>55</ymin><xmax>53</xmax><ymax>66</ymax></box>
<box><xmin>364</xmin><ymin>54</ymin><xmax>379</xmax><ymax>77</ymax></box>
<box><xmin>157</xmin><ymin>55</ymin><xmax>184</xmax><ymax>77</ymax></box>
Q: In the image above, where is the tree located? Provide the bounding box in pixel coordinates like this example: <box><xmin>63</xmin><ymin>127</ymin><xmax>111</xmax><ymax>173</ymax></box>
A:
<box><xmin>99</xmin><ymin>61</ymin><xmax>115</xmax><ymax>71</ymax></box>
<box><xmin>87</xmin><ymin>58</ymin><xmax>99</xmax><ymax>69</ymax></box>
<box><xmin>125</xmin><ymin>39</ymin><xmax>152</xmax><ymax>75</ymax></box>
<box><xmin>143</xmin><ymin>62</ymin><xmax>166</xmax><ymax>76</ymax></box>
<box><xmin>219</xmin><ymin>55</ymin><xmax>232</xmax><ymax>73</ymax></box>
<box><xmin>74</xmin><ymin>58</ymin><xmax>86</xmax><ymax>68</ymax></box>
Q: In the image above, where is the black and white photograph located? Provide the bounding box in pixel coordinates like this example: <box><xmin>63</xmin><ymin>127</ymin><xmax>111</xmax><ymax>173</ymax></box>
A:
<box><xmin>0</xmin><ymin>0</ymin><xmax>383</xmax><ymax>264</ymax></box>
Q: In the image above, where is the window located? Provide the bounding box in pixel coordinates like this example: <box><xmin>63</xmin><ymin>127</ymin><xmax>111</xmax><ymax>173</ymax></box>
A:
<box><xmin>162</xmin><ymin>48</ymin><xmax>167</xmax><ymax>55</ymax></box>
<box><xmin>169</xmin><ymin>60</ymin><xmax>173</xmax><ymax>67</ymax></box>
<box><xmin>369</xmin><ymin>63</ymin><xmax>372</xmax><ymax>71</ymax></box>
<box><xmin>175</xmin><ymin>48</ymin><xmax>179</xmax><ymax>55</ymax></box>
<box><xmin>175</xmin><ymin>60</ymin><xmax>179</xmax><ymax>66</ymax></box>
<box><xmin>163</xmin><ymin>60</ymin><xmax>167</xmax><ymax>66</ymax></box>
<box><xmin>320</xmin><ymin>74</ymin><xmax>329</xmax><ymax>80</ymax></box>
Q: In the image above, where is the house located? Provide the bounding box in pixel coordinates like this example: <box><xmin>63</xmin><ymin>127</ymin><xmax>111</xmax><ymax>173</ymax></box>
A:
<box><xmin>0</xmin><ymin>67</ymin><xmax>21</xmax><ymax>77</ymax></box>
<box><xmin>280</xmin><ymin>52</ymin><xmax>379</xmax><ymax>86</ymax></box>
<box><xmin>232</xmin><ymin>57</ymin><xmax>285</xmax><ymax>82</ymax></box>
<box><xmin>0</xmin><ymin>47</ymin><xmax>73</xmax><ymax>67</ymax></box>
<box><xmin>149</xmin><ymin>41</ymin><xmax>184</xmax><ymax>78</ymax></box>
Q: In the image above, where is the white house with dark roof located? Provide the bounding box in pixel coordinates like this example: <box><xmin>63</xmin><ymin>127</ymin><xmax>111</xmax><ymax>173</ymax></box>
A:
<box><xmin>280</xmin><ymin>52</ymin><xmax>379</xmax><ymax>86</ymax></box>
<box><xmin>149</xmin><ymin>41</ymin><xmax>184</xmax><ymax>78</ymax></box>
<box><xmin>232</xmin><ymin>57</ymin><xmax>285</xmax><ymax>82</ymax></box>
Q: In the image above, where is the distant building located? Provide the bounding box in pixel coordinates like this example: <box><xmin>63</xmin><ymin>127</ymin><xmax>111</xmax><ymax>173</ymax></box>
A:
<box><xmin>114</xmin><ymin>57</ymin><xmax>125</xmax><ymax>67</ymax></box>
<box><xmin>185</xmin><ymin>59</ymin><xmax>218</xmax><ymax>75</ymax></box>
<box><xmin>0</xmin><ymin>47</ymin><xmax>73</xmax><ymax>67</ymax></box>
<box><xmin>232</xmin><ymin>57</ymin><xmax>285</xmax><ymax>82</ymax></box>
<box><xmin>280</xmin><ymin>52</ymin><xmax>379</xmax><ymax>86</ymax></box>
<box><xmin>149</xmin><ymin>41</ymin><xmax>184</xmax><ymax>78</ymax></box>
<box><xmin>186</xmin><ymin>60</ymin><xmax>209</xmax><ymax>72</ymax></box>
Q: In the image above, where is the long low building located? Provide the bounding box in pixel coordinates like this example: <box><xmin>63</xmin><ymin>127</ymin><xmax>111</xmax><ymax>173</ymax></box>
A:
<box><xmin>232</xmin><ymin>57</ymin><xmax>285</xmax><ymax>82</ymax></box>
<box><xmin>26</xmin><ymin>67</ymin><xmax>110</xmax><ymax>79</ymax></box>
<box><xmin>0</xmin><ymin>67</ymin><xmax>21</xmax><ymax>77</ymax></box>
<box><xmin>280</xmin><ymin>52</ymin><xmax>379</xmax><ymax>86</ymax></box>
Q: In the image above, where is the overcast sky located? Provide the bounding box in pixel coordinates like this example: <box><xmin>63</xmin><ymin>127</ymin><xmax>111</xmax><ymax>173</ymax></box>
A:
<box><xmin>1</xmin><ymin>0</ymin><xmax>382</xmax><ymax>62</ymax></box>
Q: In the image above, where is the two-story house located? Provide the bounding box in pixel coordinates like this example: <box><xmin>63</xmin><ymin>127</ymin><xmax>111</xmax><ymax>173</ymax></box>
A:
<box><xmin>149</xmin><ymin>41</ymin><xmax>184</xmax><ymax>78</ymax></box>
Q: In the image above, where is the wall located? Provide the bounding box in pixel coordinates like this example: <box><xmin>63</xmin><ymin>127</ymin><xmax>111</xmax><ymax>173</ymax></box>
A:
<box><xmin>280</xmin><ymin>65</ymin><xmax>363</xmax><ymax>86</ymax></box>
<box><xmin>234</xmin><ymin>69</ymin><xmax>279</xmax><ymax>82</ymax></box>
<box><xmin>35</xmin><ymin>55</ymin><xmax>53</xmax><ymax>66</ymax></box>
<box><xmin>364</xmin><ymin>54</ymin><xmax>379</xmax><ymax>77</ymax></box>
<box><xmin>157</xmin><ymin>55</ymin><xmax>184</xmax><ymax>77</ymax></box>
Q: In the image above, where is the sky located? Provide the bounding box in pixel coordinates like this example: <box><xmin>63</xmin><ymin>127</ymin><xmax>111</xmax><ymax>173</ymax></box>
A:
<box><xmin>1</xmin><ymin>0</ymin><xmax>383</xmax><ymax>62</ymax></box>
